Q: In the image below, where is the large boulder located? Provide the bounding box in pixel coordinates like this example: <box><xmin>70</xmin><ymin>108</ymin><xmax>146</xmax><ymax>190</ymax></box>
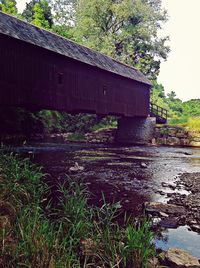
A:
<box><xmin>162</xmin><ymin>248</ymin><xmax>200</xmax><ymax>268</ymax></box>
<box><xmin>167</xmin><ymin>137</ymin><xmax>180</xmax><ymax>146</ymax></box>
<box><xmin>144</xmin><ymin>202</ymin><xmax>185</xmax><ymax>216</ymax></box>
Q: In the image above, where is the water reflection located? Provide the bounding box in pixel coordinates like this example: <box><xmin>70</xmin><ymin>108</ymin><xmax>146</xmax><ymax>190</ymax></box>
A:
<box><xmin>155</xmin><ymin>226</ymin><xmax>200</xmax><ymax>258</ymax></box>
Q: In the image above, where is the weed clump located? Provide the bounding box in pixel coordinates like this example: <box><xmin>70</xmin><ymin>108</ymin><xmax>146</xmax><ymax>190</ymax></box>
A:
<box><xmin>0</xmin><ymin>152</ymin><xmax>154</xmax><ymax>267</ymax></box>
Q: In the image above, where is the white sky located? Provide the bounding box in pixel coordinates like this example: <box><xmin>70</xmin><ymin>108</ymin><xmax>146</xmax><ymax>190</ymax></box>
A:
<box><xmin>16</xmin><ymin>0</ymin><xmax>27</xmax><ymax>12</ymax></box>
<box><xmin>16</xmin><ymin>0</ymin><xmax>200</xmax><ymax>101</ymax></box>
<box><xmin>158</xmin><ymin>0</ymin><xmax>200</xmax><ymax>101</ymax></box>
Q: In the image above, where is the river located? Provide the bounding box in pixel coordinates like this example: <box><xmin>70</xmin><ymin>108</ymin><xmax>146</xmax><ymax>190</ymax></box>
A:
<box><xmin>14</xmin><ymin>141</ymin><xmax>200</xmax><ymax>258</ymax></box>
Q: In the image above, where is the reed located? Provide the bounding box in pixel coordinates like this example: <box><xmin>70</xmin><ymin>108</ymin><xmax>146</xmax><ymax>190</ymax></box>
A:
<box><xmin>0</xmin><ymin>151</ymin><xmax>154</xmax><ymax>267</ymax></box>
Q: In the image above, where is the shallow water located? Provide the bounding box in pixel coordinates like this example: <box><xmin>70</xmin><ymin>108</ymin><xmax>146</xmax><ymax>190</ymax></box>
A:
<box><xmin>15</xmin><ymin>141</ymin><xmax>200</xmax><ymax>257</ymax></box>
<box><xmin>155</xmin><ymin>226</ymin><xmax>200</xmax><ymax>258</ymax></box>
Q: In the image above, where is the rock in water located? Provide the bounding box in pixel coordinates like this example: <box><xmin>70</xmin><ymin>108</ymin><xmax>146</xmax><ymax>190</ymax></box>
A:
<box><xmin>140</xmin><ymin>162</ymin><xmax>147</xmax><ymax>168</ymax></box>
<box><xmin>144</xmin><ymin>202</ymin><xmax>185</xmax><ymax>216</ymax></box>
<box><xmin>69</xmin><ymin>162</ymin><xmax>84</xmax><ymax>173</ymax></box>
<box><xmin>159</xmin><ymin>217</ymin><xmax>179</xmax><ymax>228</ymax></box>
<box><xmin>164</xmin><ymin>248</ymin><xmax>200</xmax><ymax>268</ymax></box>
<box><xmin>184</xmin><ymin>152</ymin><xmax>193</xmax><ymax>155</ymax></box>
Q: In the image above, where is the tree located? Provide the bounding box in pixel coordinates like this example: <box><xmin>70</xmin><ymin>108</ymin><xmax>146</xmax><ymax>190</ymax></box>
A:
<box><xmin>50</xmin><ymin>0</ymin><xmax>77</xmax><ymax>25</ymax></box>
<box><xmin>150</xmin><ymin>81</ymin><xmax>169</xmax><ymax>111</ymax></box>
<box><xmin>22</xmin><ymin>0</ymin><xmax>53</xmax><ymax>29</ymax></box>
<box><xmin>166</xmin><ymin>91</ymin><xmax>183</xmax><ymax>116</ymax></box>
<box><xmin>167</xmin><ymin>91</ymin><xmax>177</xmax><ymax>102</ymax></box>
<box><xmin>0</xmin><ymin>0</ymin><xmax>17</xmax><ymax>15</ymax></box>
<box><xmin>182</xmin><ymin>99</ymin><xmax>200</xmax><ymax>117</ymax></box>
<box><xmin>151</xmin><ymin>81</ymin><xmax>165</xmax><ymax>99</ymax></box>
<box><xmin>49</xmin><ymin>0</ymin><xmax>77</xmax><ymax>39</ymax></box>
<box><xmin>72</xmin><ymin>0</ymin><xmax>169</xmax><ymax>79</ymax></box>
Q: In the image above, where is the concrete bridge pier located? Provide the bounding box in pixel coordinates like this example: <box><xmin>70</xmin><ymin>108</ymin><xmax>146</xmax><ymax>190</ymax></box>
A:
<box><xmin>115</xmin><ymin>116</ymin><xmax>156</xmax><ymax>145</ymax></box>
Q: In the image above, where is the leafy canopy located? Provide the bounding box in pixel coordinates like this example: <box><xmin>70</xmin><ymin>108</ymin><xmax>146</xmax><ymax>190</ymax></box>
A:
<box><xmin>0</xmin><ymin>0</ymin><xmax>17</xmax><ymax>15</ymax></box>
<box><xmin>71</xmin><ymin>0</ymin><xmax>169</xmax><ymax>79</ymax></box>
<box><xmin>22</xmin><ymin>0</ymin><xmax>53</xmax><ymax>29</ymax></box>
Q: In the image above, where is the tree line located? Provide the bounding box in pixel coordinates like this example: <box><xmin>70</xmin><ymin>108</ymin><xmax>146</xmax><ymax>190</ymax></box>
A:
<box><xmin>151</xmin><ymin>81</ymin><xmax>200</xmax><ymax>124</ymax></box>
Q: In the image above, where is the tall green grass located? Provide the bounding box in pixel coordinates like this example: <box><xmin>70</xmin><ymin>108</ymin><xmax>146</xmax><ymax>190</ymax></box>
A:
<box><xmin>0</xmin><ymin>151</ymin><xmax>154</xmax><ymax>267</ymax></box>
<box><xmin>187</xmin><ymin>116</ymin><xmax>200</xmax><ymax>131</ymax></box>
<box><xmin>168</xmin><ymin>116</ymin><xmax>188</xmax><ymax>126</ymax></box>
<box><xmin>168</xmin><ymin>116</ymin><xmax>200</xmax><ymax>132</ymax></box>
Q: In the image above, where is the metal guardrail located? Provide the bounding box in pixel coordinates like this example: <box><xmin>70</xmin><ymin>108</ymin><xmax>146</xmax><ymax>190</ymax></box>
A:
<box><xmin>150</xmin><ymin>102</ymin><xmax>168</xmax><ymax>122</ymax></box>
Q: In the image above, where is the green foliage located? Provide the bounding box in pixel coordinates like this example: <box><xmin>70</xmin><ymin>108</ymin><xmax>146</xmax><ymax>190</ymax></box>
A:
<box><xmin>169</xmin><ymin>115</ymin><xmax>200</xmax><ymax>131</ymax></box>
<box><xmin>32</xmin><ymin>2</ymin><xmax>50</xmax><ymax>28</ymax></box>
<box><xmin>50</xmin><ymin>0</ymin><xmax>170</xmax><ymax>79</ymax></box>
<box><xmin>71</xmin><ymin>0</ymin><xmax>169</xmax><ymax>79</ymax></box>
<box><xmin>0</xmin><ymin>152</ymin><xmax>154</xmax><ymax>267</ymax></box>
<box><xmin>150</xmin><ymin>82</ymin><xmax>200</xmax><ymax>125</ymax></box>
<box><xmin>151</xmin><ymin>83</ymin><xmax>182</xmax><ymax>118</ymax></box>
<box><xmin>125</xmin><ymin>220</ymin><xmax>154</xmax><ymax>268</ymax></box>
<box><xmin>182</xmin><ymin>99</ymin><xmax>200</xmax><ymax>117</ymax></box>
<box><xmin>168</xmin><ymin>116</ymin><xmax>188</xmax><ymax>126</ymax></box>
<box><xmin>50</xmin><ymin>0</ymin><xmax>78</xmax><ymax>25</ymax></box>
<box><xmin>0</xmin><ymin>152</ymin><xmax>43</xmax><ymax>203</ymax></box>
<box><xmin>166</xmin><ymin>91</ymin><xmax>183</xmax><ymax>118</ymax></box>
<box><xmin>52</xmin><ymin>24</ymin><xmax>74</xmax><ymax>39</ymax></box>
<box><xmin>22</xmin><ymin>0</ymin><xmax>53</xmax><ymax>29</ymax></box>
<box><xmin>61</xmin><ymin>113</ymin><xmax>98</xmax><ymax>133</ymax></box>
<box><xmin>67</xmin><ymin>132</ymin><xmax>86</xmax><ymax>141</ymax></box>
<box><xmin>36</xmin><ymin>110</ymin><xmax>64</xmax><ymax>133</ymax></box>
<box><xmin>90</xmin><ymin>116</ymin><xmax>117</xmax><ymax>132</ymax></box>
<box><xmin>159</xmin><ymin>126</ymin><xmax>169</xmax><ymax>136</ymax></box>
<box><xmin>151</xmin><ymin>81</ymin><xmax>169</xmax><ymax>110</ymax></box>
<box><xmin>187</xmin><ymin>117</ymin><xmax>200</xmax><ymax>131</ymax></box>
<box><xmin>156</xmin><ymin>94</ymin><xmax>200</xmax><ymax>127</ymax></box>
<box><xmin>0</xmin><ymin>0</ymin><xmax>17</xmax><ymax>15</ymax></box>
<box><xmin>0</xmin><ymin>108</ymin><xmax>117</xmax><ymax>137</ymax></box>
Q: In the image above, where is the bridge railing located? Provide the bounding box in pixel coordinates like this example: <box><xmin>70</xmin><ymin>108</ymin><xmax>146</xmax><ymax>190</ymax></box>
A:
<box><xmin>150</xmin><ymin>102</ymin><xmax>168</xmax><ymax>122</ymax></box>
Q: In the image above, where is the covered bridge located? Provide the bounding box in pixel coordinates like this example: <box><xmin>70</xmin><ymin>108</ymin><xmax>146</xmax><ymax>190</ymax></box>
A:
<box><xmin>0</xmin><ymin>11</ymin><xmax>152</xmax><ymax>118</ymax></box>
<box><xmin>0</xmin><ymin>12</ymin><xmax>167</xmax><ymax>143</ymax></box>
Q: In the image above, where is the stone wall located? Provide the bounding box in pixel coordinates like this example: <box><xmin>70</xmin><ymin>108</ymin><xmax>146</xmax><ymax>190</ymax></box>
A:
<box><xmin>152</xmin><ymin>125</ymin><xmax>200</xmax><ymax>147</ymax></box>
<box><xmin>115</xmin><ymin>117</ymin><xmax>156</xmax><ymax>145</ymax></box>
<box><xmin>83</xmin><ymin>124</ymin><xmax>200</xmax><ymax>148</ymax></box>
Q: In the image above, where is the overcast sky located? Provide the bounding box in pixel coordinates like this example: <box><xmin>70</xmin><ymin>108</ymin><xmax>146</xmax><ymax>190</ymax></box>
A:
<box><xmin>16</xmin><ymin>0</ymin><xmax>200</xmax><ymax>101</ymax></box>
<box><xmin>16</xmin><ymin>0</ymin><xmax>27</xmax><ymax>12</ymax></box>
<box><xmin>158</xmin><ymin>0</ymin><xmax>200</xmax><ymax>101</ymax></box>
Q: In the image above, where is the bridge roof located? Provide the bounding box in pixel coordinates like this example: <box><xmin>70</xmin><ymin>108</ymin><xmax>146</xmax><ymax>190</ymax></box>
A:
<box><xmin>0</xmin><ymin>12</ymin><xmax>151</xmax><ymax>86</ymax></box>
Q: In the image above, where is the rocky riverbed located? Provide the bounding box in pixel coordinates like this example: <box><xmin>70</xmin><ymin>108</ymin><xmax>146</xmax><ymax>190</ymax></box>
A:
<box><xmin>145</xmin><ymin>172</ymin><xmax>200</xmax><ymax>231</ymax></box>
<box><xmin>12</xmin><ymin>141</ymin><xmax>200</xmax><ymax>264</ymax></box>
<box><xmin>168</xmin><ymin>172</ymin><xmax>200</xmax><ymax>232</ymax></box>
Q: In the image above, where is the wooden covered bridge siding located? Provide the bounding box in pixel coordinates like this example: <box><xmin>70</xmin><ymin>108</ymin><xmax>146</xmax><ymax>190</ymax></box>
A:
<box><xmin>0</xmin><ymin>12</ymin><xmax>151</xmax><ymax>118</ymax></box>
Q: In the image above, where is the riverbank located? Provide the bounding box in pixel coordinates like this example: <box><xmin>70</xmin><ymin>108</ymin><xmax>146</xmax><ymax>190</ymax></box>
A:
<box><xmin>0</xmin><ymin>151</ymin><xmax>154</xmax><ymax>268</ymax></box>
<box><xmin>2</xmin><ymin>140</ymin><xmax>200</xmax><ymax>266</ymax></box>
<box><xmin>1</xmin><ymin>123</ymin><xmax>200</xmax><ymax>148</ymax></box>
<box><xmin>144</xmin><ymin>171</ymin><xmax>200</xmax><ymax>232</ymax></box>
<box><xmin>153</xmin><ymin>125</ymin><xmax>200</xmax><ymax>147</ymax></box>
<box><xmin>59</xmin><ymin>125</ymin><xmax>200</xmax><ymax>147</ymax></box>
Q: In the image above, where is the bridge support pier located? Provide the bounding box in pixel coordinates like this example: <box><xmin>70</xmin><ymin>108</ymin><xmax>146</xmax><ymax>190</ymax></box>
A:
<box><xmin>115</xmin><ymin>116</ymin><xmax>156</xmax><ymax>145</ymax></box>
